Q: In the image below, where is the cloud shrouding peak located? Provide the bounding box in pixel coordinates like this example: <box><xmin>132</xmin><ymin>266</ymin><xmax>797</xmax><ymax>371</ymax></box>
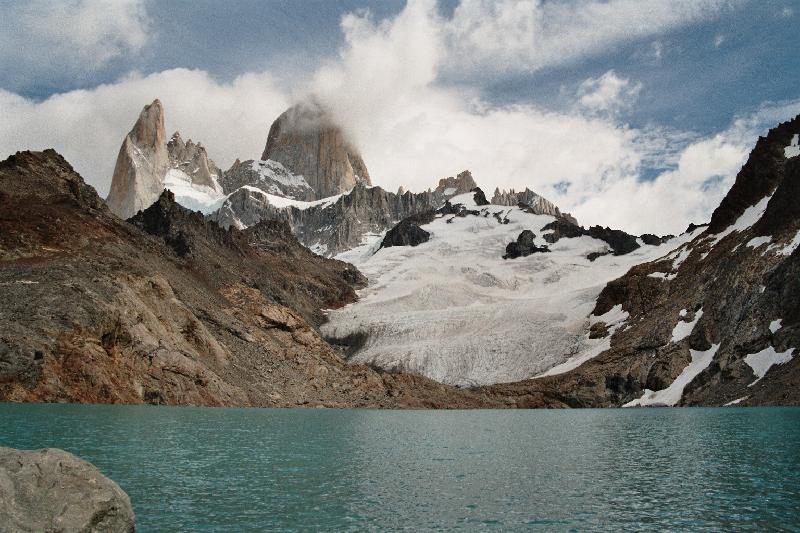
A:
<box><xmin>1</xmin><ymin>0</ymin><xmax>796</xmax><ymax>236</ymax></box>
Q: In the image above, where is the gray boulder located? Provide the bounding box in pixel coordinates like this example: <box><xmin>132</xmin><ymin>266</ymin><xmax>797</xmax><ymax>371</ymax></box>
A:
<box><xmin>0</xmin><ymin>447</ymin><xmax>135</xmax><ymax>533</ymax></box>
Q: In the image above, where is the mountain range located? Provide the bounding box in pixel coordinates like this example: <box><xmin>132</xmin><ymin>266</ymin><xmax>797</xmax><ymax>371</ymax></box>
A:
<box><xmin>0</xmin><ymin>99</ymin><xmax>797</xmax><ymax>407</ymax></box>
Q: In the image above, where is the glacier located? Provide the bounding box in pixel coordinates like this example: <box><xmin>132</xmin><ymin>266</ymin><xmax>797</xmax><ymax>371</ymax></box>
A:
<box><xmin>322</xmin><ymin>192</ymin><xmax>694</xmax><ymax>386</ymax></box>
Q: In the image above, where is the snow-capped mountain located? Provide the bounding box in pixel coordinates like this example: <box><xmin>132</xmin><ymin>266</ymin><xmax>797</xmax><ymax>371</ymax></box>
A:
<box><xmin>322</xmin><ymin>189</ymin><xmax>681</xmax><ymax>386</ymax></box>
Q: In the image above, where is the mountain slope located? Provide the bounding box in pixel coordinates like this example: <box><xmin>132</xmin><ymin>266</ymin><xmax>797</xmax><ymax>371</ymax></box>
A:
<box><xmin>0</xmin><ymin>149</ymin><xmax>500</xmax><ymax>408</ymax></box>
<box><xmin>478</xmin><ymin>115</ymin><xmax>800</xmax><ymax>407</ymax></box>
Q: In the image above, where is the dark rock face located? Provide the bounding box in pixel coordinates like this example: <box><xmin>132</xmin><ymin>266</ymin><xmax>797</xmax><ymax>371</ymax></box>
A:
<box><xmin>472</xmin><ymin>187</ymin><xmax>489</xmax><ymax>206</ymax></box>
<box><xmin>586</xmin><ymin>226</ymin><xmax>640</xmax><ymax>255</ymax></box>
<box><xmin>541</xmin><ymin>220</ymin><xmax>645</xmax><ymax>256</ymax></box>
<box><xmin>707</xmin><ymin>114</ymin><xmax>800</xmax><ymax>233</ymax></box>
<box><xmin>0</xmin><ymin>447</ymin><xmax>135</xmax><ymax>532</ymax></box>
<box><xmin>503</xmin><ymin>230</ymin><xmax>550</xmax><ymax>259</ymax></box>
<box><xmin>381</xmin><ymin>211</ymin><xmax>436</xmax><ymax>248</ymax></box>
<box><xmin>640</xmin><ymin>233</ymin><xmax>674</xmax><ymax>246</ymax></box>
<box><xmin>382</xmin><ymin>221</ymin><xmax>431</xmax><ymax>248</ymax></box>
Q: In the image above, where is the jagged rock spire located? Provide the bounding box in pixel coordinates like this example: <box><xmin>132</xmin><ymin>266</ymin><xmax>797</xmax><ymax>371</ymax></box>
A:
<box><xmin>106</xmin><ymin>99</ymin><xmax>169</xmax><ymax>219</ymax></box>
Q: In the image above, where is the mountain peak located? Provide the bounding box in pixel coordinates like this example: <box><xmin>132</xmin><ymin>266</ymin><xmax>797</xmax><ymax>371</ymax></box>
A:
<box><xmin>261</xmin><ymin>100</ymin><xmax>371</xmax><ymax>199</ymax></box>
<box><xmin>106</xmin><ymin>100</ymin><xmax>170</xmax><ymax>219</ymax></box>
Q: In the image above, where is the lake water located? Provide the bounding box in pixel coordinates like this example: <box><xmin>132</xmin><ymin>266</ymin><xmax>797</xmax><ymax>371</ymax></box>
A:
<box><xmin>1</xmin><ymin>405</ymin><xmax>798</xmax><ymax>531</ymax></box>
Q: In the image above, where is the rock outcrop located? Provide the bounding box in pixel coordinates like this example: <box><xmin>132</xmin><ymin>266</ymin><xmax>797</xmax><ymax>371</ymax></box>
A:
<box><xmin>261</xmin><ymin>101</ymin><xmax>371</xmax><ymax>199</ymax></box>
<box><xmin>541</xmin><ymin>219</ymin><xmax>666</xmax><ymax>257</ymax></box>
<box><xmin>381</xmin><ymin>211</ymin><xmax>436</xmax><ymax>249</ymax></box>
<box><xmin>210</xmin><ymin>182</ymin><xmax>443</xmax><ymax>255</ymax></box>
<box><xmin>106</xmin><ymin>100</ymin><xmax>225</xmax><ymax>217</ymax></box>
<box><xmin>219</xmin><ymin>158</ymin><xmax>315</xmax><ymax>200</ymax></box>
<box><xmin>106</xmin><ymin>99</ymin><xmax>169</xmax><ymax>219</ymax></box>
<box><xmin>434</xmin><ymin>170</ymin><xmax>478</xmax><ymax>199</ymax></box>
<box><xmin>0</xmin><ymin>447</ymin><xmax>135</xmax><ymax>532</ymax></box>
<box><xmin>492</xmin><ymin>187</ymin><xmax>577</xmax><ymax>223</ymax></box>
<box><xmin>167</xmin><ymin>132</ymin><xmax>221</xmax><ymax>190</ymax></box>
<box><xmin>503</xmin><ymin>229</ymin><xmax>550</xmax><ymax>259</ymax></box>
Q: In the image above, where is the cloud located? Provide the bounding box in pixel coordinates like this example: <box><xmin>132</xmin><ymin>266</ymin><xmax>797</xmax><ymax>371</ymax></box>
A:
<box><xmin>576</xmin><ymin>70</ymin><xmax>642</xmax><ymax>115</ymax></box>
<box><xmin>713</xmin><ymin>34</ymin><xmax>726</xmax><ymax>48</ymax></box>
<box><xmin>0</xmin><ymin>0</ymin><xmax>151</xmax><ymax>90</ymax></box>
<box><xmin>442</xmin><ymin>0</ymin><xmax>738</xmax><ymax>78</ymax></box>
<box><xmin>0</xmin><ymin>0</ymin><xmax>796</xmax><ymax>237</ymax></box>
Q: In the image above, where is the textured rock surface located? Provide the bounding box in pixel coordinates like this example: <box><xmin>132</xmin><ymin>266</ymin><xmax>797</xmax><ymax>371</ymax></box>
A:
<box><xmin>0</xmin><ymin>447</ymin><xmax>135</xmax><ymax>532</ymax></box>
<box><xmin>491</xmin><ymin>187</ymin><xmax>577</xmax><ymax>223</ymax></box>
<box><xmin>261</xmin><ymin>101</ymin><xmax>371</xmax><ymax>199</ymax></box>
<box><xmin>503</xmin><ymin>229</ymin><xmax>550</xmax><ymax>259</ymax></box>
<box><xmin>210</xmin><ymin>183</ymin><xmax>443</xmax><ymax>255</ymax></box>
<box><xmin>541</xmin><ymin>219</ymin><xmax>653</xmax><ymax>256</ymax></box>
<box><xmin>106</xmin><ymin>99</ymin><xmax>169</xmax><ymax>219</ymax></box>
<box><xmin>219</xmin><ymin>159</ymin><xmax>315</xmax><ymax>200</ymax></box>
<box><xmin>381</xmin><ymin>211</ymin><xmax>436</xmax><ymax>248</ymax></box>
<box><xmin>0</xmin><ymin>149</ymin><xmax>502</xmax><ymax>408</ymax></box>
<box><xmin>434</xmin><ymin>170</ymin><xmax>478</xmax><ymax>200</ymax></box>
<box><xmin>106</xmin><ymin>100</ymin><xmax>225</xmax><ymax>218</ymax></box>
<box><xmin>167</xmin><ymin>132</ymin><xmax>221</xmax><ymax>189</ymax></box>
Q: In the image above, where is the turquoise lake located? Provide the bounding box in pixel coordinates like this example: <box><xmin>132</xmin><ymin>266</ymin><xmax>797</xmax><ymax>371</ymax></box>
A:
<box><xmin>1</xmin><ymin>405</ymin><xmax>798</xmax><ymax>531</ymax></box>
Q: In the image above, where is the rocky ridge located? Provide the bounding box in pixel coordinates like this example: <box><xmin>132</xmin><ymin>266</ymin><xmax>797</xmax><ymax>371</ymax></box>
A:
<box><xmin>492</xmin><ymin>187</ymin><xmax>577</xmax><ymax>224</ymax></box>
<box><xmin>105</xmin><ymin>99</ymin><xmax>170</xmax><ymax>219</ymax></box>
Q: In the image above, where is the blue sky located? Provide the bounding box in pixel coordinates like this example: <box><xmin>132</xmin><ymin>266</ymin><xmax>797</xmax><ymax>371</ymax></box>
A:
<box><xmin>1</xmin><ymin>0</ymin><xmax>798</xmax><ymax>233</ymax></box>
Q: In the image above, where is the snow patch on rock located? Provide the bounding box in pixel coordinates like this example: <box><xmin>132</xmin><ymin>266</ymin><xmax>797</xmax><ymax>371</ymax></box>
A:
<box><xmin>744</xmin><ymin>346</ymin><xmax>795</xmax><ymax>385</ymax></box>
<box><xmin>785</xmin><ymin>133</ymin><xmax>800</xmax><ymax>158</ymax></box>
<box><xmin>671</xmin><ymin>307</ymin><xmax>703</xmax><ymax>343</ymax></box>
<box><xmin>624</xmin><ymin>344</ymin><xmax>720</xmax><ymax>407</ymax></box>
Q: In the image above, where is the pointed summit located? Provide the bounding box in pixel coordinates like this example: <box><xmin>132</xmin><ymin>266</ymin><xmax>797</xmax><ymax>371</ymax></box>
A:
<box><xmin>106</xmin><ymin>99</ymin><xmax>169</xmax><ymax>219</ymax></box>
<box><xmin>261</xmin><ymin>100</ymin><xmax>371</xmax><ymax>199</ymax></box>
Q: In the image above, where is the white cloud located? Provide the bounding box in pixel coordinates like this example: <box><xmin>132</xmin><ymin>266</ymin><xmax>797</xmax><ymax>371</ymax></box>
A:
<box><xmin>714</xmin><ymin>34</ymin><xmax>726</xmax><ymax>48</ymax></box>
<box><xmin>0</xmin><ymin>0</ymin><xmax>151</xmax><ymax>87</ymax></box>
<box><xmin>1</xmin><ymin>0</ymin><xmax>795</xmax><ymax>236</ymax></box>
<box><xmin>576</xmin><ymin>70</ymin><xmax>642</xmax><ymax>114</ymax></box>
<box><xmin>443</xmin><ymin>0</ymin><xmax>738</xmax><ymax>77</ymax></box>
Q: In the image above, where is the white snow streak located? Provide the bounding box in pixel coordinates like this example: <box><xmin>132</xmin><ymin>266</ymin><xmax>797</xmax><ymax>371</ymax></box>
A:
<box><xmin>624</xmin><ymin>344</ymin><xmax>720</xmax><ymax>407</ymax></box>
<box><xmin>671</xmin><ymin>308</ymin><xmax>703</xmax><ymax>343</ymax></box>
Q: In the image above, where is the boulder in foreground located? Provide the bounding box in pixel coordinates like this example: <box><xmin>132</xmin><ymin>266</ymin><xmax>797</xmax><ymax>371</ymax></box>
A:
<box><xmin>0</xmin><ymin>447</ymin><xmax>135</xmax><ymax>532</ymax></box>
